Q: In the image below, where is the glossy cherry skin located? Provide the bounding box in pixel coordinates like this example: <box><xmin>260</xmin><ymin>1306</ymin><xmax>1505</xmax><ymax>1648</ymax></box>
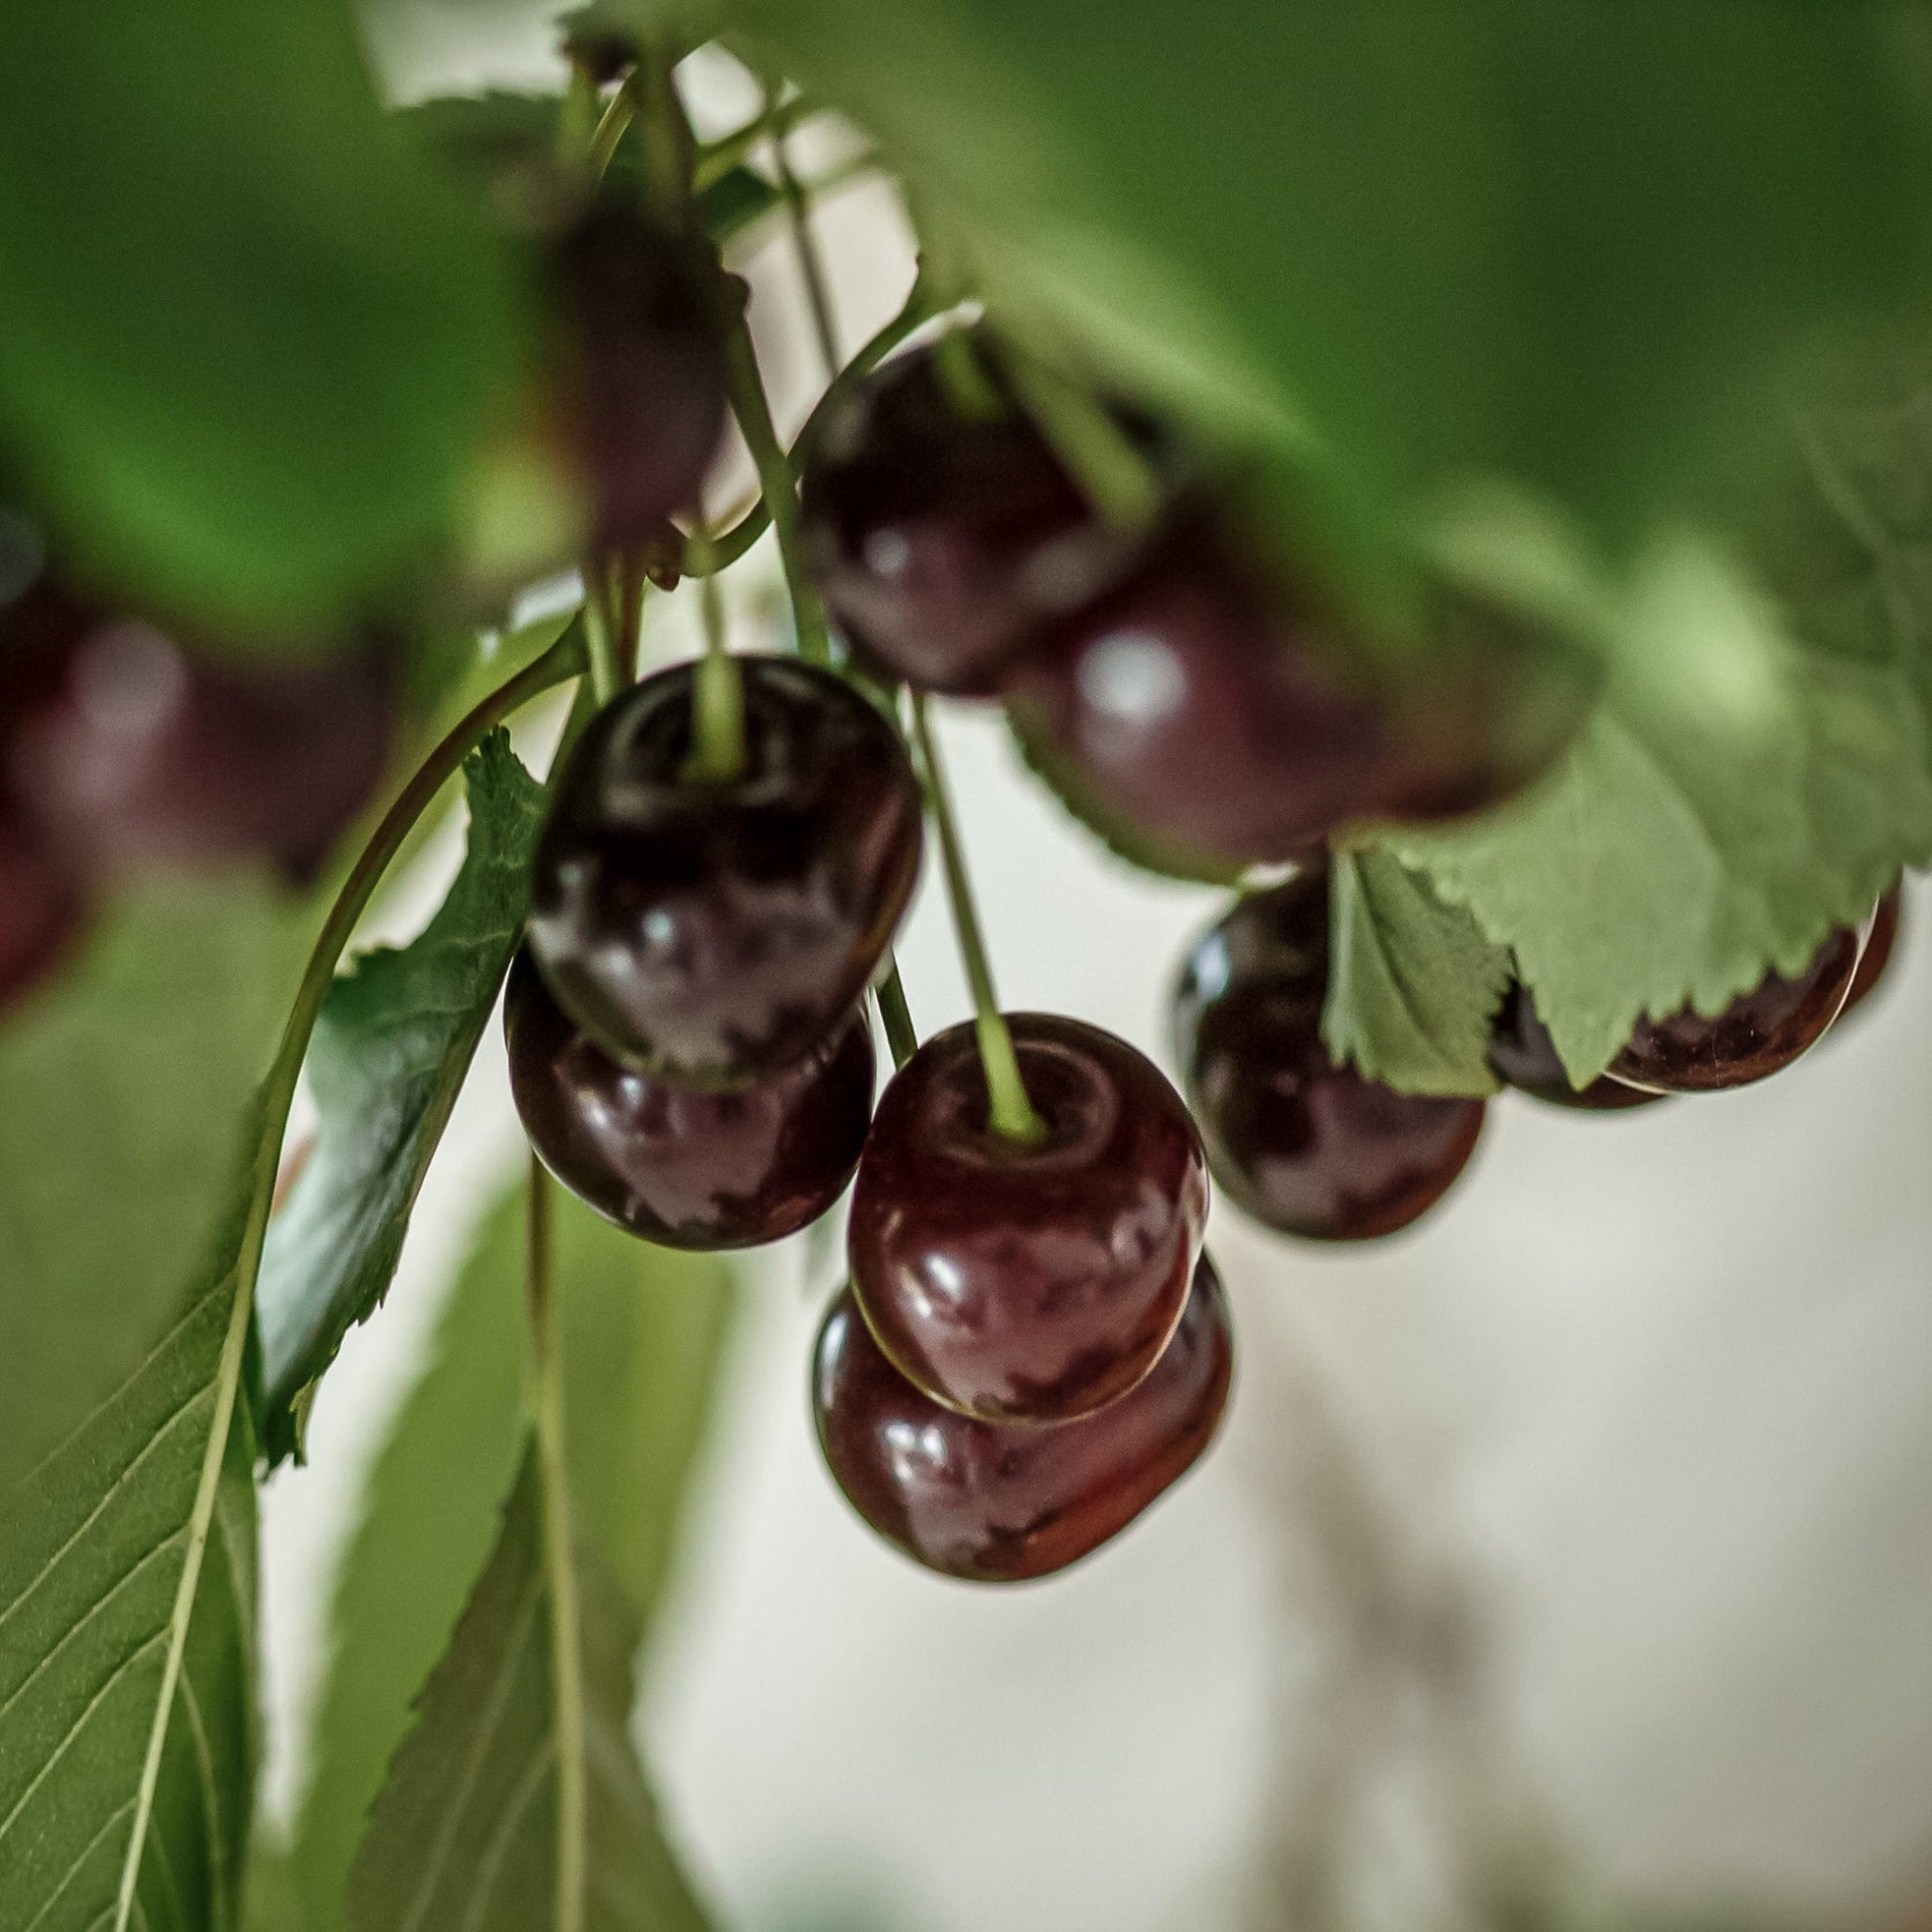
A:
<box><xmin>848</xmin><ymin>1013</ymin><xmax>1208</xmax><ymax>1424</ymax></box>
<box><xmin>1841</xmin><ymin>882</ymin><xmax>1902</xmax><ymax>1021</ymax></box>
<box><xmin>0</xmin><ymin>579</ymin><xmax>390</xmax><ymax>882</ymax></box>
<box><xmin>505</xmin><ymin>950</ymin><xmax>873</xmax><ymax>1250</ymax></box>
<box><xmin>528</xmin><ymin>654</ymin><xmax>922</xmax><ymax>1087</ymax></box>
<box><xmin>1608</xmin><ymin>921</ymin><xmax>1865</xmax><ymax>1094</ymax></box>
<box><xmin>1173</xmin><ymin>867</ymin><xmax>1485</xmax><ymax>1239</ymax></box>
<box><xmin>547</xmin><ymin>205</ymin><xmax>728</xmax><ymax>546</ymax></box>
<box><xmin>1488</xmin><ymin>979</ymin><xmax>1663</xmax><ymax>1112</ymax></box>
<box><xmin>799</xmin><ymin>337</ymin><xmax>1138</xmax><ymax>695</ymax></box>
<box><xmin>813</xmin><ymin>1253</ymin><xmax>1233</xmax><ymax>1584</ymax></box>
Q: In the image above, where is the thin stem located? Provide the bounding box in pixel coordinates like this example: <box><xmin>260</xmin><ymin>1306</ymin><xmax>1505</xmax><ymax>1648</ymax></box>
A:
<box><xmin>692</xmin><ymin>90</ymin><xmax>815</xmax><ymax>190</ymax></box>
<box><xmin>559</xmin><ymin>66</ymin><xmax>598</xmax><ymax>169</ymax></box>
<box><xmin>767</xmin><ymin>80</ymin><xmax>841</xmax><ymax>383</ymax></box>
<box><xmin>525</xmin><ymin>1158</ymin><xmax>588</xmax><ymax>1932</ymax></box>
<box><xmin>683</xmin><ymin>522</ymin><xmax>744</xmax><ymax>782</ymax></box>
<box><xmin>581</xmin><ymin>567</ymin><xmax>623</xmax><ymax>704</ymax></box>
<box><xmin>112</xmin><ymin>625</ymin><xmax>585</xmax><ymax>1931</ymax></box>
<box><xmin>634</xmin><ymin>42</ymin><xmax>693</xmax><ymax>224</ymax></box>
<box><xmin>722</xmin><ymin>313</ymin><xmax>831</xmax><ymax>661</ymax></box>
<box><xmin>588</xmin><ymin>87</ymin><xmax>634</xmax><ymax>180</ymax></box>
<box><xmin>873</xmin><ymin>956</ymin><xmax>917</xmax><ymax>1071</ymax></box>
<box><xmin>909</xmin><ymin>697</ymin><xmax>1042</xmax><ymax>1142</ymax></box>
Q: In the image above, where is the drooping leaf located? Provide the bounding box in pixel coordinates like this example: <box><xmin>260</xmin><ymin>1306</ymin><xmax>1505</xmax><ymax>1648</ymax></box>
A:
<box><xmin>1322</xmin><ymin>847</ymin><xmax>1509</xmax><ymax>1097</ymax></box>
<box><xmin>347</xmin><ymin>1453</ymin><xmax>714</xmax><ymax>1932</ymax></box>
<box><xmin>257</xmin><ymin>732</ymin><xmax>548</xmax><ymax>1460</ymax></box>
<box><xmin>290</xmin><ymin>1179</ymin><xmax>735</xmax><ymax>1932</ymax></box>
<box><xmin>0</xmin><ymin>1264</ymin><xmax>258</xmax><ymax>1932</ymax></box>
<box><xmin>0</xmin><ymin>0</ymin><xmax>518</xmax><ymax>630</ymax></box>
<box><xmin>0</xmin><ymin>878</ymin><xmax>306</xmax><ymax>1492</ymax></box>
<box><xmin>1390</xmin><ymin>373</ymin><xmax>1932</xmax><ymax>1082</ymax></box>
<box><xmin>732</xmin><ymin>0</ymin><xmax>1932</xmax><ymax>557</ymax></box>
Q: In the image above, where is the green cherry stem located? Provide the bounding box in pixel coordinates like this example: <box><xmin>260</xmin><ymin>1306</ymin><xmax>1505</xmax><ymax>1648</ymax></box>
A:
<box><xmin>523</xmin><ymin>1157</ymin><xmax>588</xmax><ymax>1932</ymax></box>
<box><xmin>910</xmin><ymin>695</ymin><xmax>1042</xmax><ymax>1142</ymax></box>
<box><xmin>1004</xmin><ymin>349</ymin><xmax>1161</xmax><ymax>534</ymax></box>
<box><xmin>588</xmin><ymin>87</ymin><xmax>634</xmax><ymax>180</ymax></box>
<box><xmin>768</xmin><ymin>80</ymin><xmax>842</xmax><ymax>383</ymax></box>
<box><xmin>873</xmin><ymin>956</ymin><xmax>918</xmax><ymax>1071</ymax></box>
<box><xmin>580</xmin><ymin>564</ymin><xmax>624</xmax><ymax>705</ymax></box>
<box><xmin>683</xmin><ymin>521</ymin><xmax>744</xmax><ymax>782</ymax></box>
<box><xmin>721</xmin><ymin>311</ymin><xmax>832</xmax><ymax>662</ymax></box>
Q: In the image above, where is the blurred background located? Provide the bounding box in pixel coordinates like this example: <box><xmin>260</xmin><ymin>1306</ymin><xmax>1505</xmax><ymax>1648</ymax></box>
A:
<box><xmin>253</xmin><ymin>6</ymin><xmax>1932</xmax><ymax>1931</ymax></box>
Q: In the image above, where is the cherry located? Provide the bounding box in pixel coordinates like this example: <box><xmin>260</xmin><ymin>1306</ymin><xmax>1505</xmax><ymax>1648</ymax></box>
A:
<box><xmin>527</xmin><ymin>654</ymin><xmax>922</xmax><ymax>1087</ymax></box>
<box><xmin>799</xmin><ymin>336</ymin><xmax>1139</xmax><ymax>695</ymax></box>
<box><xmin>1173</xmin><ymin>865</ymin><xmax>1485</xmax><ymax>1239</ymax></box>
<box><xmin>0</xmin><ymin>579</ymin><xmax>391</xmax><ymax>883</ymax></box>
<box><xmin>546</xmin><ymin>204</ymin><xmax>728</xmax><ymax>548</ymax></box>
<box><xmin>1006</xmin><ymin>516</ymin><xmax>1587</xmax><ymax>865</ymax></box>
<box><xmin>812</xmin><ymin>1253</ymin><xmax>1233</xmax><ymax>1584</ymax></box>
<box><xmin>505</xmin><ymin>950</ymin><xmax>872</xmax><ymax>1250</ymax></box>
<box><xmin>1488</xmin><ymin>979</ymin><xmax>1663</xmax><ymax>1111</ymax></box>
<box><xmin>1841</xmin><ymin>881</ymin><xmax>1902</xmax><ymax>1022</ymax></box>
<box><xmin>846</xmin><ymin>1013</ymin><xmax>1207</xmax><ymax>1424</ymax></box>
<box><xmin>1607</xmin><ymin>920</ymin><xmax>1865</xmax><ymax>1094</ymax></box>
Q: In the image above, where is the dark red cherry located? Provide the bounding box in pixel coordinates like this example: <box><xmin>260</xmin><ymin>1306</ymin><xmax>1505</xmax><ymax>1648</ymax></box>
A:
<box><xmin>547</xmin><ymin>204</ymin><xmax>728</xmax><ymax>547</ymax></box>
<box><xmin>1608</xmin><ymin>921</ymin><xmax>1865</xmax><ymax>1094</ymax></box>
<box><xmin>1488</xmin><ymin>979</ymin><xmax>1663</xmax><ymax>1112</ymax></box>
<box><xmin>505</xmin><ymin>950</ymin><xmax>872</xmax><ymax>1250</ymax></box>
<box><xmin>847</xmin><ymin>1013</ymin><xmax>1207</xmax><ymax>1424</ymax></box>
<box><xmin>0</xmin><ymin>580</ymin><xmax>391</xmax><ymax>882</ymax></box>
<box><xmin>527</xmin><ymin>654</ymin><xmax>922</xmax><ymax>1086</ymax></box>
<box><xmin>1841</xmin><ymin>882</ymin><xmax>1902</xmax><ymax>1021</ymax></box>
<box><xmin>1173</xmin><ymin>867</ymin><xmax>1485</xmax><ymax>1239</ymax></box>
<box><xmin>1007</xmin><ymin>517</ymin><xmax>1588</xmax><ymax>865</ymax></box>
<box><xmin>799</xmin><ymin>337</ymin><xmax>1140</xmax><ymax>695</ymax></box>
<box><xmin>813</xmin><ymin>1253</ymin><xmax>1233</xmax><ymax>1584</ymax></box>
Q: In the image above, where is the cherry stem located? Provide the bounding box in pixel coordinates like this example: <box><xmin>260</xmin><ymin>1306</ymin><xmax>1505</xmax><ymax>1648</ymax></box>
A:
<box><xmin>587</xmin><ymin>87</ymin><xmax>633</xmax><ymax>181</ymax></box>
<box><xmin>634</xmin><ymin>42</ymin><xmax>694</xmax><ymax>225</ymax></box>
<box><xmin>722</xmin><ymin>311</ymin><xmax>832</xmax><ymax>662</ymax></box>
<box><xmin>1004</xmin><ymin>349</ymin><xmax>1161</xmax><ymax>534</ymax></box>
<box><xmin>523</xmin><ymin>1157</ymin><xmax>588</xmax><ymax>1932</ymax></box>
<box><xmin>910</xmin><ymin>696</ymin><xmax>1043</xmax><ymax>1142</ymax></box>
<box><xmin>681</xmin><ymin>277</ymin><xmax>935</xmax><ymax>580</ymax></box>
<box><xmin>767</xmin><ymin>79</ymin><xmax>841</xmax><ymax>384</ymax></box>
<box><xmin>873</xmin><ymin>957</ymin><xmax>918</xmax><ymax>1071</ymax></box>
<box><xmin>693</xmin><ymin>90</ymin><xmax>815</xmax><ymax>192</ymax></box>
<box><xmin>580</xmin><ymin>563</ymin><xmax>623</xmax><ymax>704</ymax></box>
<box><xmin>683</xmin><ymin>521</ymin><xmax>744</xmax><ymax>782</ymax></box>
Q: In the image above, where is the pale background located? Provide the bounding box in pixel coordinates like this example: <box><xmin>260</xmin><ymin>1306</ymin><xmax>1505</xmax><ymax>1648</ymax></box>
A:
<box><xmin>258</xmin><ymin>8</ymin><xmax>1932</xmax><ymax>1929</ymax></box>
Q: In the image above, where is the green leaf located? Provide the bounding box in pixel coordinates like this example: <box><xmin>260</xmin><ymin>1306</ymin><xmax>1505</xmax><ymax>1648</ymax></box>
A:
<box><xmin>733</xmin><ymin>0</ymin><xmax>1932</xmax><ymax>554</ymax></box>
<box><xmin>1390</xmin><ymin>380</ymin><xmax>1932</xmax><ymax>1082</ymax></box>
<box><xmin>0</xmin><ymin>879</ymin><xmax>306</xmax><ymax>1493</ymax></box>
<box><xmin>347</xmin><ymin>1453</ymin><xmax>714</xmax><ymax>1932</ymax></box>
<box><xmin>0</xmin><ymin>1266</ymin><xmax>258</xmax><ymax>1932</ymax></box>
<box><xmin>258</xmin><ymin>732</ymin><xmax>549</xmax><ymax>1461</ymax></box>
<box><xmin>291</xmin><ymin>1180</ymin><xmax>735</xmax><ymax>1931</ymax></box>
<box><xmin>1322</xmin><ymin>848</ymin><xmax>1508</xmax><ymax>1097</ymax></box>
<box><xmin>0</xmin><ymin>0</ymin><xmax>517</xmax><ymax>630</ymax></box>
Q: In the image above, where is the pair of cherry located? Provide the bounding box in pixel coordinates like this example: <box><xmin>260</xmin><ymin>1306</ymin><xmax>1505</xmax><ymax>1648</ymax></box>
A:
<box><xmin>0</xmin><ymin>544</ymin><xmax>393</xmax><ymax>1010</ymax></box>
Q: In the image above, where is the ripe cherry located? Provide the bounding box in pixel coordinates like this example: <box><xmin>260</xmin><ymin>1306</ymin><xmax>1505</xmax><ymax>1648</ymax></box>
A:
<box><xmin>799</xmin><ymin>336</ymin><xmax>1138</xmax><ymax>695</ymax></box>
<box><xmin>1841</xmin><ymin>881</ymin><xmax>1902</xmax><ymax>1022</ymax></box>
<box><xmin>546</xmin><ymin>204</ymin><xmax>728</xmax><ymax>547</ymax></box>
<box><xmin>1006</xmin><ymin>507</ymin><xmax>1590</xmax><ymax>866</ymax></box>
<box><xmin>0</xmin><ymin>579</ymin><xmax>390</xmax><ymax>883</ymax></box>
<box><xmin>1607</xmin><ymin>919</ymin><xmax>1866</xmax><ymax>1094</ymax></box>
<box><xmin>527</xmin><ymin>654</ymin><xmax>922</xmax><ymax>1087</ymax></box>
<box><xmin>847</xmin><ymin>1013</ymin><xmax>1207</xmax><ymax>1425</ymax></box>
<box><xmin>505</xmin><ymin>950</ymin><xmax>872</xmax><ymax>1250</ymax></box>
<box><xmin>813</xmin><ymin>1253</ymin><xmax>1233</xmax><ymax>1584</ymax></box>
<box><xmin>1173</xmin><ymin>865</ymin><xmax>1485</xmax><ymax>1239</ymax></box>
<box><xmin>1488</xmin><ymin>979</ymin><xmax>1663</xmax><ymax>1112</ymax></box>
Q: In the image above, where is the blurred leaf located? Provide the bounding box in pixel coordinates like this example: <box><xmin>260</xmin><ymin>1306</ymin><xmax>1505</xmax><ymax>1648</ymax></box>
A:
<box><xmin>347</xmin><ymin>1453</ymin><xmax>714</xmax><ymax>1932</ymax></box>
<box><xmin>0</xmin><ymin>1270</ymin><xmax>257</xmax><ymax>1932</ymax></box>
<box><xmin>291</xmin><ymin>1178</ymin><xmax>736</xmax><ymax>1930</ymax></box>
<box><xmin>1322</xmin><ymin>847</ymin><xmax>1508</xmax><ymax>1096</ymax></box>
<box><xmin>0</xmin><ymin>878</ymin><xmax>305</xmax><ymax>1491</ymax></box>
<box><xmin>289</xmin><ymin>1189</ymin><xmax>530</xmax><ymax>1932</ymax></box>
<box><xmin>730</xmin><ymin>0</ymin><xmax>1932</xmax><ymax>554</ymax></box>
<box><xmin>258</xmin><ymin>733</ymin><xmax>547</xmax><ymax>1461</ymax></box>
<box><xmin>0</xmin><ymin>0</ymin><xmax>518</xmax><ymax>631</ymax></box>
<box><xmin>1391</xmin><ymin>374</ymin><xmax>1932</xmax><ymax>1079</ymax></box>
